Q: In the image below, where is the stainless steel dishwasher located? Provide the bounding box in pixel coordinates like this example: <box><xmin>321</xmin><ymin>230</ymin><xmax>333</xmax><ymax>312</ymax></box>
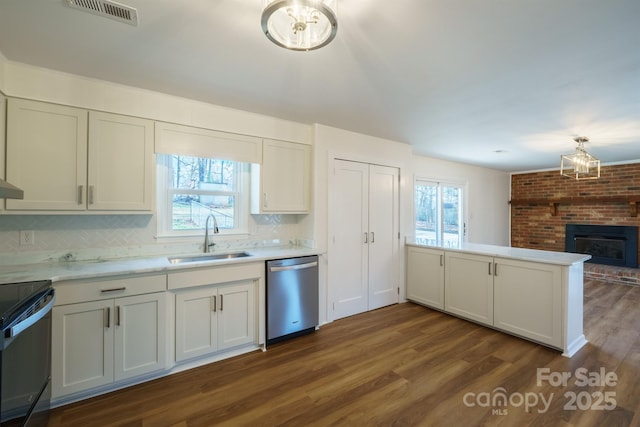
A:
<box><xmin>266</xmin><ymin>255</ymin><xmax>319</xmax><ymax>345</ymax></box>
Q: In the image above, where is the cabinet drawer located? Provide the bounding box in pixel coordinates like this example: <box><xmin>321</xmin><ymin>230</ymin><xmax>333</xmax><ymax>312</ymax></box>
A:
<box><xmin>54</xmin><ymin>274</ymin><xmax>167</xmax><ymax>305</ymax></box>
<box><xmin>168</xmin><ymin>262</ymin><xmax>263</xmax><ymax>290</ymax></box>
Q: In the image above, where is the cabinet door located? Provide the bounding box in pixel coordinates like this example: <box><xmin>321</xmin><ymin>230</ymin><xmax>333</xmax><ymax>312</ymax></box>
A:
<box><xmin>52</xmin><ymin>300</ymin><xmax>114</xmax><ymax>399</ymax></box>
<box><xmin>0</xmin><ymin>94</ymin><xmax>5</xmax><ymax>211</ymax></box>
<box><xmin>406</xmin><ymin>247</ymin><xmax>445</xmax><ymax>309</ymax></box>
<box><xmin>218</xmin><ymin>281</ymin><xmax>255</xmax><ymax>351</ymax></box>
<box><xmin>368</xmin><ymin>165</ymin><xmax>399</xmax><ymax>310</ymax></box>
<box><xmin>6</xmin><ymin>98</ymin><xmax>87</xmax><ymax>210</ymax></box>
<box><xmin>175</xmin><ymin>287</ymin><xmax>217</xmax><ymax>362</ymax></box>
<box><xmin>88</xmin><ymin>111</ymin><xmax>154</xmax><ymax>211</ymax></box>
<box><xmin>493</xmin><ymin>258</ymin><xmax>562</xmax><ymax>347</ymax></box>
<box><xmin>444</xmin><ymin>252</ymin><xmax>494</xmax><ymax>325</ymax></box>
<box><xmin>114</xmin><ymin>293</ymin><xmax>167</xmax><ymax>381</ymax></box>
<box><xmin>257</xmin><ymin>139</ymin><xmax>311</xmax><ymax>213</ymax></box>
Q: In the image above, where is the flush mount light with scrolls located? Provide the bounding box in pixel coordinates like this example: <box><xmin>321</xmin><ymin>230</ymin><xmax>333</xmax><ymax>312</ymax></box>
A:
<box><xmin>560</xmin><ymin>136</ymin><xmax>600</xmax><ymax>180</ymax></box>
<box><xmin>261</xmin><ymin>0</ymin><xmax>338</xmax><ymax>51</ymax></box>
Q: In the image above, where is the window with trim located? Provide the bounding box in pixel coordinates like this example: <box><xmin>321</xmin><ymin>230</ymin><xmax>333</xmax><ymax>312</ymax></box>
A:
<box><xmin>415</xmin><ymin>179</ymin><xmax>464</xmax><ymax>247</ymax></box>
<box><xmin>157</xmin><ymin>154</ymin><xmax>249</xmax><ymax>237</ymax></box>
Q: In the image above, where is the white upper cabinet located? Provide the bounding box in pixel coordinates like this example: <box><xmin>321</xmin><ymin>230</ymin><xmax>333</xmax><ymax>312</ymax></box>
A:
<box><xmin>88</xmin><ymin>111</ymin><xmax>154</xmax><ymax>211</ymax></box>
<box><xmin>251</xmin><ymin>139</ymin><xmax>311</xmax><ymax>214</ymax></box>
<box><xmin>6</xmin><ymin>98</ymin><xmax>88</xmax><ymax>211</ymax></box>
<box><xmin>5</xmin><ymin>98</ymin><xmax>154</xmax><ymax>212</ymax></box>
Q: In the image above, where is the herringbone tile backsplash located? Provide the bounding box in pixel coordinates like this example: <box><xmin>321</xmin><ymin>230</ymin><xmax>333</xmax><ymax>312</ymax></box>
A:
<box><xmin>0</xmin><ymin>213</ymin><xmax>300</xmax><ymax>262</ymax></box>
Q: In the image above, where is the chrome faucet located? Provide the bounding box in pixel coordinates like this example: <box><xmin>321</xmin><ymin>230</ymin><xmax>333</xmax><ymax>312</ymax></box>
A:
<box><xmin>204</xmin><ymin>213</ymin><xmax>219</xmax><ymax>253</ymax></box>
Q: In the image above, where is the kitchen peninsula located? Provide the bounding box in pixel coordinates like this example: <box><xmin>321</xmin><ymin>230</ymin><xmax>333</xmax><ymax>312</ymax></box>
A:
<box><xmin>406</xmin><ymin>240</ymin><xmax>591</xmax><ymax>357</ymax></box>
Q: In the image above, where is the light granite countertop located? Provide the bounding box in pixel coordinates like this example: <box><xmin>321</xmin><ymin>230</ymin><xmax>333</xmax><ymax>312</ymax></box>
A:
<box><xmin>0</xmin><ymin>246</ymin><xmax>322</xmax><ymax>285</ymax></box>
<box><xmin>406</xmin><ymin>239</ymin><xmax>591</xmax><ymax>266</ymax></box>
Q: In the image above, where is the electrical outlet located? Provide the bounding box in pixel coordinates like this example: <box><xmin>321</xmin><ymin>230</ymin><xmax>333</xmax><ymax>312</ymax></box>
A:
<box><xmin>20</xmin><ymin>230</ymin><xmax>35</xmax><ymax>246</ymax></box>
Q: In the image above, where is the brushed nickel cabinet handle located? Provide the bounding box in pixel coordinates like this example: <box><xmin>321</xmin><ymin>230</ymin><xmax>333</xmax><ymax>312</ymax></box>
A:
<box><xmin>78</xmin><ymin>185</ymin><xmax>84</xmax><ymax>204</ymax></box>
<box><xmin>440</xmin><ymin>254</ymin><xmax>444</xmax><ymax>266</ymax></box>
<box><xmin>104</xmin><ymin>307</ymin><xmax>110</xmax><ymax>328</ymax></box>
<box><xmin>494</xmin><ymin>263</ymin><xmax>498</xmax><ymax>276</ymax></box>
<box><xmin>89</xmin><ymin>185</ymin><xmax>94</xmax><ymax>205</ymax></box>
<box><xmin>100</xmin><ymin>287</ymin><xmax>126</xmax><ymax>294</ymax></box>
<box><xmin>263</xmin><ymin>192</ymin><xmax>268</xmax><ymax>208</ymax></box>
<box><xmin>488</xmin><ymin>262</ymin><xmax>492</xmax><ymax>276</ymax></box>
<box><xmin>371</xmin><ymin>232</ymin><xmax>375</xmax><ymax>243</ymax></box>
<box><xmin>116</xmin><ymin>306</ymin><xmax>121</xmax><ymax>326</ymax></box>
<box><xmin>220</xmin><ymin>294</ymin><xmax>224</xmax><ymax>311</ymax></box>
<box><xmin>212</xmin><ymin>295</ymin><xmax>217</xmax><ymax>312</ymax></box>
<box><xmin>364</xmin><ymin>232</ymin><xmax>368</xmax><ymax>244</ymax></box>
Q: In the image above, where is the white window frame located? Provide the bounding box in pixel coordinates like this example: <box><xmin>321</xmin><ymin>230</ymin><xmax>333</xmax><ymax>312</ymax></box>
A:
<box><xmin>156</xmin><ymin>154</ymin><xmax>249</xmax><ymax>238</ymax></box>
<box><xmin>414</xmin><ymin>177</ymin><xmax>466</xmax><ymax>248</ymax></box>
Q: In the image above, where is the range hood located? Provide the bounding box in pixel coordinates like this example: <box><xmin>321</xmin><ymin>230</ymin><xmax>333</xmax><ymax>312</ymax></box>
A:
<box><xmin>0</xmin><ymin>178</ymin><xmax>24</xmax><ymax>199</ymax></box>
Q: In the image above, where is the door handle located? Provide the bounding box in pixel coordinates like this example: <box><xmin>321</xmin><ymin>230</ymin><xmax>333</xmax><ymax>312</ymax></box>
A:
<box><xmin>220</xmin><ymin>294</ymin><xmax>224</xmax><ymax>311</ymax></box>
<box><xmin>440</xmin><ymin>254</ymin><xmax>444</xmax><ymax>266</ymax></box>
<box><xmin>488</xmin><ymin>262</ymin><xmax>492</xmax><ymax>276</ymax></box>
<box><xmin>370</xmin><ymin>232</ymin><xmax>375</xmax><ymax>243</ymax></box>
<box><xmin>364</xmin><ymin>232</ymin><xmax>368</xmax><ymax>244</ymax></box>
<box><xmin>494</xmin><ymin>263</ymin><xmax>498</xmax><ymax>276</ymax></box>
<box><xmin>212</xmin><ymin>295</ymin><xmax>217</xmax><ymax>312</ymax></box>
<box><xmin>116</xmin><ymin>306</ymin><xmax>121</xmax><ymax>326</ymax></box>
<box><xmin>89</xmin><ymin>185</ymin><xmax>95</xmax><ymax>205</ymax></box>
<box><xmin>78</xmin><ymin>185</ymin><xmax>84</xmax><ymax>204</ymax></box>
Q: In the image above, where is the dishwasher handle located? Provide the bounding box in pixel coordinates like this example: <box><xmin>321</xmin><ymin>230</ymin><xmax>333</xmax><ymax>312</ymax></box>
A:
<box><xmin>269</xmin><ymin>261</ymin><xmax>318</xmax><ymax>273</ymax></box>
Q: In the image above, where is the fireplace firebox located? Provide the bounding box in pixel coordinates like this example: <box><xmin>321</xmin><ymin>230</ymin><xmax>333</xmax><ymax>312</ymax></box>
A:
<box><xmin>565</xmin><ymin>224</ymin><xmax>638</xmax><ymax>268</ymax></box>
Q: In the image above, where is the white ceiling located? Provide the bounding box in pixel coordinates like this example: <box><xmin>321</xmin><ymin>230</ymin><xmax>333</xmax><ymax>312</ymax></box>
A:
<box><xmin>1</xmin><ymin>0</ymin><xmax>639</xmax><ymax>172</ymax></box>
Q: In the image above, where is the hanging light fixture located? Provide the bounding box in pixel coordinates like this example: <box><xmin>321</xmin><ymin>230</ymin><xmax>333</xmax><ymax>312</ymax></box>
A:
<box><xmin>560</xmin><ymin>136</ymin><xmax>600</xmax><ymax>180</ymax></box>
<box><xmin>261</xmin><ymin>0</ymin><xmax>338</xmax><ymax>51</ymax></box>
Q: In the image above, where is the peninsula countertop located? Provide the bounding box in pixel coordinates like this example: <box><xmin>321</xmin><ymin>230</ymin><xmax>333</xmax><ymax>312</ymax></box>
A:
<box><xmin>405</xmin><ymin>239</ymin><xmax>591</xmax><ymax>266</ymax></box>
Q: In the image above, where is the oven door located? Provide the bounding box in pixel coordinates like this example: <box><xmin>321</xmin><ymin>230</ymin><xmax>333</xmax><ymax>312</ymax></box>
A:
<box><xmin>1</xmin><ymin>286</ymin><xmax>54</xmax><ymax>427</ymax></box>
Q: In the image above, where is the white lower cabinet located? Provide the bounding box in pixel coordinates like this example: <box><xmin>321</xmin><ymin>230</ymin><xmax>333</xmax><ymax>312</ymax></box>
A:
<box><xmin>52</xmin><ymin>276</ymin><xmax>167</xmax><ymax>400</ymax></box>
<box><xmin>406</xmin><ymin>245</ymin><xmax>580</xmax><ymax>354</ymax></box>
<box><xmin>405</xmin><ymin>246</ymin><xmax>445</xmax><ymax>309</ymax></box>
<box><xmin>493</xmin><ymin>258</ymin><xmax>562</xmax><ymax>347</ymax></box>
<box><xmin>444</xmin><ymin>251</ymin><xmax>494</xmax><ymax>326</ymax></box>
<box><xmin>175</xmin><ymin>281</ymin><xmax>255</xmax><ymax>362</ymax></box>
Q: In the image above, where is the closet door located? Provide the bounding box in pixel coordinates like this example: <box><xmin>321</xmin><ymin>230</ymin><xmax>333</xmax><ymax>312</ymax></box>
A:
<box><xmin>368</xmin><ymin>165</ymin><xmax>399</xmax><ymax>310</ymax></box>
<box><xmin>331</xmin><ymin>160</ymin><xmax>369</xmax><ymax>320</ymax></box>
<box><xmin>330</xmin><ymin>160</ymin><xmax>399</xmax><ymax>321</ymax></box>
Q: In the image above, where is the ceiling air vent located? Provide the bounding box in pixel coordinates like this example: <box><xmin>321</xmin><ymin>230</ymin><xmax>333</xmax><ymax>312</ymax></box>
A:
<box><xmin>66</xmin><ymin>0</ymin><xmax>138</xmax><ymax>26</ymax></box>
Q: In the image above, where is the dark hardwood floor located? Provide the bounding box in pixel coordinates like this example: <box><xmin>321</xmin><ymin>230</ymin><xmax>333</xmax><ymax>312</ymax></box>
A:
<box><xmin>49</xmin><ymin>279</ymin><xmax>640</xmax><ymax>426</ymax></box>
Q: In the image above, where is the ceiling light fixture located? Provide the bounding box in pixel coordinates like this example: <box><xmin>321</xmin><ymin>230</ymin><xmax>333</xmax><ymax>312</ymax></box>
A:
<box><xmin>560</xmin><ymin>136</ymin><xmax>600</xmax><ymax>180</ymax></box>
<box><xmin>261</xmin><ymin>0</ymin><xmax>338</xmax><ymax>51</ymax></box>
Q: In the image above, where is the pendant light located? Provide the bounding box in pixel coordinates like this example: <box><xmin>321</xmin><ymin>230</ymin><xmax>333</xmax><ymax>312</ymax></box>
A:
<box><xmin>560</xmin><ymin>136</ymin><xmax>600</xmax><ymax>180</ymax></box>
<box><xmin>261</xmin><ymin>0</ymin><xmax>338</xmax><ymax>51</ymax></box>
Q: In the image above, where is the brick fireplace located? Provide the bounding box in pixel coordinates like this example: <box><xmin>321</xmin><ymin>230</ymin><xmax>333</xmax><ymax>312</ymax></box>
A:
<box><xmin>511</xmin><ymin>162</ymin><xmax>640</xmax><ymax>285</ymax></box>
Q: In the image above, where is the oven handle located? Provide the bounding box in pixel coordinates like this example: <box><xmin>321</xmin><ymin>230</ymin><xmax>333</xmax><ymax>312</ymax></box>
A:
<box><xmin>6</xmin><ymin>289</ymin><xmax>55</xmax><ymax>339</ymax></box>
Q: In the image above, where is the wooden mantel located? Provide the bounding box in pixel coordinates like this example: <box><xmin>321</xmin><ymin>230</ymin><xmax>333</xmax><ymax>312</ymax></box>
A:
<box><xmin>509</xmin><ymin>196</ymin><xmax>640</xmax><ymax>217</ymax></box>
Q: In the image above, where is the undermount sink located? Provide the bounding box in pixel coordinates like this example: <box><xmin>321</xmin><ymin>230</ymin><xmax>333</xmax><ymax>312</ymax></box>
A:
<box><xmin>168</xmin><ymin>252</ymin><xmax>251</xmax><ymax>264</ymax></box>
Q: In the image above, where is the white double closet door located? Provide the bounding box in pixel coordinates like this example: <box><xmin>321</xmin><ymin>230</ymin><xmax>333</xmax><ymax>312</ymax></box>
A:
<box><xmin>330</xmin><ymin>159</ymin><xmax>400</xmax><ymax>320</ymax></box>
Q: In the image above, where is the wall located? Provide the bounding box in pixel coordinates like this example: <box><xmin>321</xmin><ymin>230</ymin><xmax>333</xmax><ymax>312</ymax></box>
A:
<box><xmin>1</xmin><ymin>60</ymin><xmax>310</xmax><ymax>144</ymax></box>
<box><xmin>411</xmin><ymin>156</ymin><xmax>510</xmax><ymax>246</ymax></box>
<box><xmin>511</xmin><ymin>163</ymin><xmax>640</xmax><ymax>256</ymax></box>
